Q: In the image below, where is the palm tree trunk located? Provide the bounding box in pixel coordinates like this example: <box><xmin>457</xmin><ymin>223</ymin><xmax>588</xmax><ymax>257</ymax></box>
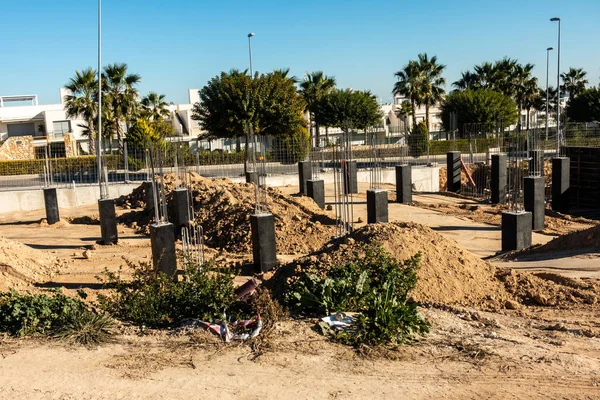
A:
<box><xmin>425</xmin><ymin>104</ymin><xmax>430</xmax><ymax>132</ymax></box>
<box><xmin>315</xmin><ymin>116</ymin><xmax>320</xmax><ymax>148</ymax></box>
<box><xmin>410</xmin><ymin>99</ymin><xmax>417</xmax><ymax>130</ymax></box>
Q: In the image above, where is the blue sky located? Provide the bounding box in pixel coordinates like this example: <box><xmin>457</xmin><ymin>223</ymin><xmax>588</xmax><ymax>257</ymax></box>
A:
<box><xmin>1</xmin><ymin>0</ymin><xmax>598</xmax><ymax>105</ymax></box>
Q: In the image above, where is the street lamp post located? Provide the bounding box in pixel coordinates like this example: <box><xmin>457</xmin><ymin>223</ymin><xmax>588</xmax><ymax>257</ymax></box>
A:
<box><xmin>98</xmin><ymin>0</ymin><xmax>103</xmax><ymax>197</ymax></box>
<box><xmin>545</xmin><ymin>47</ymin><xmax>553</xmax><ymax>141</ymax></box>
<box><xmin>550</xmin><ymin>17</ymin><xmax>561</xmax><ymax>154</ymax></box>
<box><xmin>247</xmin><ymin>33</ymin><xmax>255</xmax><ymax>76</ymax></box>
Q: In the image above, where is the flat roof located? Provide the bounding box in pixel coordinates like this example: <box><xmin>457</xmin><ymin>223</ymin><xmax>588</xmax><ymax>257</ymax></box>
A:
<box><xmin>0</xmin><ymin>95</ymin><xmax>38</xmax><ymax>106</ymax></box>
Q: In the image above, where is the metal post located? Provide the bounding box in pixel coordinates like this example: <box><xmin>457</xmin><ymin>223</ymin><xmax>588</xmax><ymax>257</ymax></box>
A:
<box><xmin>551</xmin><ymin>17</ymin><xmax>561</xmax><ymax>154</ymax></box>
<box><xmin>97</xmin><ymin>0</ymin><xmax>103</xmax><ymax>198</ymax></box>
<box><xmin>545</xmin><ymin>47</ymin><xmax>553</xmax><ymax>141</ymax></box>
<box><xmin>247</xmin><ymin>32</ymin><xmax>255</xmax><ymax>76</ymax></box>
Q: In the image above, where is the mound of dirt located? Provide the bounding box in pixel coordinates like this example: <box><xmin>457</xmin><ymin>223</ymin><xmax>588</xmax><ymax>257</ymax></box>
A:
<box><xmin>521</xmin><ymin>224</ymin><xmax>600</xmax><ymax>254</ymax></box>
<box><xmin>0</xmin><ymin>236</ymin><xmax>61</xmax><ymax>291</ymax></box>
<box><xmin>119</xmin><ymin>173</ymin><xmax>336</xmax><ymax>254</ymax></box>
<box><xmin>269</xmin><ymin>222</ymin><xmax>513</xmax><ymax>308</ymax></box>
<box><xmin>496</xmin><ymin>269</ymin><xmax>598</xmax><ymax>306</ymax></box>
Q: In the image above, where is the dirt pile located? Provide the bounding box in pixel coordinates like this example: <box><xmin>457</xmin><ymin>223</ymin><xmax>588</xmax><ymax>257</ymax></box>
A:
<box><xmin>520</xmin><ymin>224</ymin><xmax>600</xmax><ymax>255</ymax></box>
<box><xmin>270</xmin><ymin>222</ymin><xmax>513</xmax><ymax>308</ymax></box>
<box><xmin>119</xmin><ymin>173</ymin><xmax>336</xmax><ymax>254</ymax></box>
<box><xmin>0</xmin><ymin>236</ymin><xmax>61</xmax><ymax>291</ymax></box>
<box><xmin>496</xmin><ymin>269</ymin><xmax>599</xmax><ymax>306</ymax></box>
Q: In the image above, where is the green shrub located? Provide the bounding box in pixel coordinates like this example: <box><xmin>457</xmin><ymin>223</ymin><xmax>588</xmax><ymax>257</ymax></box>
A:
<box><xmin>0</xmin><ymin>155</ymin><xmax>119</xmax><ymax>176</ymax></box>
<box><xmin>408</xmin><ymin>121</ymin><xmax>429</xmax><ymax>157</ymax></box>
<box><xmin>98</xmin><ymin>261</ymin><xmax>237</xmax><ymax>327</ymax></box>
<box><xmin>284</xmin><ymin>245</ymin><xmax>429</xmax><ymax>346</ymax></box>
<box><xmin>0</xmin><ymin>289</ymin><xmax>112</xmax><ymax>344</ymax></box>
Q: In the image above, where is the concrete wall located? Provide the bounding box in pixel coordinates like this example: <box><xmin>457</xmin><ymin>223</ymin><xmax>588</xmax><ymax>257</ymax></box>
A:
<box><xmin>0</xmin><ymin>183</ymin><xmax>139</xmax><ymax>214</ymax></box>
<box><xmin>229</xmin><ymin>166</ymin><xmax>440</xmax><ymax>193</ymax></box>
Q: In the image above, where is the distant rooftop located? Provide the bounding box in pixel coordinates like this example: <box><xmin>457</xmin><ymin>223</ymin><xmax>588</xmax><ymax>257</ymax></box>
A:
<box><xmin>0</xmin><ymin>95</ymin><xmax>38</xmax><ymax>107</ymax></box>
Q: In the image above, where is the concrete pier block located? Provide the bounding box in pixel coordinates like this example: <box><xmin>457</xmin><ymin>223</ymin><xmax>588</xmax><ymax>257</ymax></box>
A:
<box><xmin>246</xmin><ymin>171</ymin><xmax>259</xmax><ymax>184</ymax></box>
<box><xmin>524</xmin><ymin>176</ymin><xmax>545</xmax><ymax>231</ymax></box>
<box><xmin>366</xmin><ymin>189</ymin><xmax>389</xmax><ymax>224</ymax></box>
<box><xmin>43</xmin><ymin>188</ymin><xmax>60</xmax><ymax>224</ymax></box>
<box><xmin>307</xmin><ymin>179</ymin><xmax>325</xmax><ymax>209</ymax></box>
<box><xmin>491</xmin><ymin>154</ymin><xmax>507</xmax><ymax>204</ymax></box>
<box><xmin>343</xmin><ymin>160</ymin><xmax>358</xmax><ymax>194</ymax></box>
<box><xmin>149</xmin><ymin>222</ymin><xmax>177</xmax><ymax>277</ymax></box>
<box><xmin>142</xmin><ymin>181</ymin><xmax>155</xmax><ymax>211</ymax></box>
<box><xmin>98</xmin><ymin>198</ymin><xmax>118</xmax><ymax>245</ymax></box>
<box><xmin>446</xmin><ymin>151</ymin><xmax>461</xmax><ymax>193</ymax></box>
<box><xmin>250</xmin><ymin>213</ymin><xmax>277</xmax><ymax>273</ymax></box>
<box><xmin>501</xmin><ymin>211</ymin><xmax>532</xmax><ymax>251</ymax></box>
<box><xmin>298</xmin><ymin>161</ymin><xmax>312</xmax><ymax>195</ymax></box>
<box><xmin>395</xmin><ymin>165</ymin><xmax>412</xmax><ymax>203</ymax></box>
<box><xmin>528</xmin><ymin>150</ymin><xmax>544</xmax><ymax>176</ymax></box>
<box><xmin>173</xmin><ymin>188</ymin><xmax>191</xmax><ymax>230</ymax></box>
<box><xmin>552</xmin><ymin>157</ymin><xmax>570</xmax><ymax>214</ymax></box>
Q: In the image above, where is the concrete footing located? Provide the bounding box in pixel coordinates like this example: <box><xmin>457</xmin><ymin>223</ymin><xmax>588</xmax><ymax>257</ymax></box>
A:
<box><xmin>367</xmin><ymin>189</ymin><xmax>388</xmax><ymax>224</ymax></box>
<box><xmin>173</xmin><ymin>188</ymin><xmax>191</xmax><ymax>232</ymax></box>
<box><xmin>246</xmin><ymin>171</ymin><xmax>259</xmax><ymax>184</ymax></box>
<box><xmin>306</xmin><ymin>179</ymin><xmax>325</xmax><ymax>209</ymax></box>
<box><xmin>446</xmin><ymin>151</ymin><xmax>461</xmax><ymax>193</ymax></box>
<box><xmin>98</xmin><ymin>198</ymin><xmax>118</xmax><ymax>245</ymax></box>
<box><xmin>142</xmin><ymin>181</ymin><xmax>155</xmax><ymax>211</ymax></box>
<box><xmin>395</xmin><ymin>165</ymin><xmax>412</xmax><ymax>203</ymax></box>
<box><xmin>149</xmin><ymin>222</ymin><xmax>177</xmax><ymax>277</ymax></box>
<box><xmin>552</xmin><ymin>157</ymin><xmax>570</xmax><ymax>214</ymax></box>
<box><xmin>343</xmin><ymin>160</ymin><xmax>358</xmax><ymax>194</ymax></box>
<box><xmin>528</xmin><ymin>150</ymin><xmax>544</xmax><ymax>176</ymax></box>
<box><xmin>43</xmin><ymin>188</ymin><xmax>60</xmax><ymax>224</ymax></box>
<box><xmin>491</xmin><ymin>154</ymin><xmax>507</xmax><ymax>204</ymax></box>
<box><xmin>524</xmin><ymin>176</ymin><xmax>545</xmax><ymax>231</ymax></box>
<box><xmin>250</xmin><ymin>213</ymin><xmax>278</xmax><ymax>273</ymax></box>
<box><xmin>298</xmin><ymin>161</ymin><xmax>312</xmax><ymax>195</ymax></box>
<box><xmin>501</xmin><ymin>211</ymin><xmax>532</xmax><ymax>251</ymax></box>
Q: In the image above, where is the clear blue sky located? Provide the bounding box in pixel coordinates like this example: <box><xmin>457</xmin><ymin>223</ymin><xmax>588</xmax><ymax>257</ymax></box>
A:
<box><xmin>1</xmin><ymin>0</ymin><xmax>598</xmax><ymax>105</ymax></box>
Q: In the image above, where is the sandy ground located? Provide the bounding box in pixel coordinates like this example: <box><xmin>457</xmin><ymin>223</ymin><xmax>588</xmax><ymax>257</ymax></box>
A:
<box><xmin>1</xmin><ymin>185</ymin><xmax>600</xmax><ymax>399</ymax></box>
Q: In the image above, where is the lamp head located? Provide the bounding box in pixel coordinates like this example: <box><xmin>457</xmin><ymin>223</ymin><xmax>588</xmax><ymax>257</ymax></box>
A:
<box><xmin>550</xmin><ymin>17</ymin><xmax>560</xmax><ymax>22</ymax></box>
<box><xmin>547</xmin><ymin>47</ymin><xmax>554</xmax><ymax>51</ymax></box>
<box><xmin>248</xmin><ymin>33</ymin><xmax>255</xmax><ymax>37</ymax></box>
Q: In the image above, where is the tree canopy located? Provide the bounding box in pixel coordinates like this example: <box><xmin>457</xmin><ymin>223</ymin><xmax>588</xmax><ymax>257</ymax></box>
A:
<box><xmin>299</xmin><ymin>71</ymin><xmax>337</xmax><ymax>146</ymax></box>
<box><xmin>192</xmin><ymin>69</ymin><xmax>306</xmax><ymax>140</ymax></box>
<box><xmin>567</xmin><ymin>87</ymin><xmax>600</xmax><ymax>122</ymax></box>
<box><xmin>317</xmin><ymin>89</ymin><xmax>383</xmax><ymax>132</ymax></box>
<box><xmin>440</xmin><ymin>89</ymin><xmax>519</xmax><ymax>134</ymax></box>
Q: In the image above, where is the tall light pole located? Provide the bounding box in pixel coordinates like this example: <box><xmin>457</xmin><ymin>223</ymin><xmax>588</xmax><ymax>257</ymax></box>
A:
<box><xmin>247</xmin><ymin>33</ymin><xmax>255</xmax><ymax>76</ymax></box>
<box><xmin>550</xmin><ymin>17</ymin><xmax>561</xmax><ymax>154</ymax></box>
<box><xmin>97</xmin><ymin>0</ymin><xmax>103</xmax><ymax>198</ymax></box>
<box><xmin>545</xmin><ymin>47</ymin><xmax>553</xmax><ymax>141</ymax></box>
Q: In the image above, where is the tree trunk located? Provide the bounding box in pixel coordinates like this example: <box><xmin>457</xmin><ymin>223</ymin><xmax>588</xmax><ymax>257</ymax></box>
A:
<box><xmin>244</xmin><ymin>127</ymin><xmax>249</xmax><ymax>174</ymax></box>
<box><xmin>236</xmin><ymin>136</ymin><xmax>241</xmax><ymax>152</ymax></box>
<box><xmin>425</xmin><ymin>104</ymin><xmax>430</xmax><ymax>132</ymax></box>
<box><xmin>325</xmin><ymin>126</ymin><xmax>329</xmax><ymax>145</ymax></box>
<box><xmin>410</xmin><ymin>99</ymin><xmax>417</xmax><ymax>130</ymax></box>
<box><xmin>314</xmin><ymin>115</ymin><xmax>320</xmax><ymax>148</ymax></box>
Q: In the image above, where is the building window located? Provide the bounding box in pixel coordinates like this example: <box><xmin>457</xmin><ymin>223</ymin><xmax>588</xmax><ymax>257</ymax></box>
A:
<box><xmin>52</xmin><ymin>120</ymin><xmax>71</xmax><ymax>134</ymax></box>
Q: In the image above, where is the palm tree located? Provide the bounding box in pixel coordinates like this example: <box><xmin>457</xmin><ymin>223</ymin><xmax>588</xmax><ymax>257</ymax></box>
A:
<box><xmin>561</xmin><ymin>67</ymin><xmax>588</xmax><ymax>100</ymax></box>
<box><xmin>141</xmin><ymin>92</ymin><xmax>170</xmax><ymax>121</ymax></box>
<box><xmin>513</xmin><ymin>63</ymin><xmax>537</xmax><ymax>129</ymax></box>
<box><xmin>102</xmin><ymin>62</ymin><xmax>141</xmax><ymax>150</ymax></box>
<box><xmin>395</xmin><ymin>100</ymin><xmax>413</xmax><ymax>132</ymax></box>
<box><xmin>453</xmin><ymin>71</ymin><xmax>479</xmax><ymax>90</ymax></box>
<box><xmin>415</xmin><ymin>53</ymin><xmax>446</xmax><ymax>131</ymax></box>
<box><xmin>299</xmin><ymin>71</ymin><xmax>336</xmax><ymax>147</ymax></box>
<box><xmin>64</xmin><ymin>68</ymin><xmax>98</xmax><ymax>154</ymax></box>
<box><xmin>393</xmin><ymin>60</ymin><xmax>421</xmax><ymax>127</ymax></box>
<box><xmin>473</xmin><ymin>61</ymin><xmax>496</xmax><ymax>89</ymax></box>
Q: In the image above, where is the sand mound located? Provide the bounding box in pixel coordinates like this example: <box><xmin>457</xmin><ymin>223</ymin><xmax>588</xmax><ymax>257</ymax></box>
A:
<box><xmin>496</xmin><ymin>269</ymin><xmax>598</xmax><ymax>306</ymax></box>
<box><xmin>270</xmin><ymin>222</ymin><xmax>512</xmax><ymax>308</ymax></box>
<box><xmin>0</xmin><ymin>236</ymin><xmax>60</xmax><ymax>291</ymax></box>
<box><xmin>531</xmin><ymin>224</ymin><xmax>600</xmax><ymax>252</ymax></box>
<box><xmin>119</xmin><ymin>173</ymin><xmax>336</xmax><ymax>254</ymax></box>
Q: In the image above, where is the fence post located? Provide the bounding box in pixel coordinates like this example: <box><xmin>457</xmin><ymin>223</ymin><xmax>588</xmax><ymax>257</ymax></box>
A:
<box><xmin>124</xmin><ymin>141</ymin><xmax>129</xmax><ymax>183</ymax></box>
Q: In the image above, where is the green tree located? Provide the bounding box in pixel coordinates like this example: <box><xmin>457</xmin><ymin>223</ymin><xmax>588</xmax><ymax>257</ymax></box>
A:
<box><xmin>102</xmin><ymin>63</ymin><xmax>141</xmax><ymax>151</ymax></box>
<box><xmin>440</xmin><ymin>89</ymin><xmax>519</xmax><ymax>135</ymax></box>
<box><xmin>299</xmin><ymin>71</ymin><xmax>337</xmax><ymax>147</ymax></box>
<box><xmin>567</xmin><ymin>87</ymin><xmax>600</xmax><ymax>122</ymax></box>
<box><xmin>141</xmin><ymin>92</ymin><xmax>170</xmax><ymax>121</ymax></box>
<box><xmin>453</xmin><ymin>71</ymin><xmax>479</xmax><ymax>90</ymax></box>
<box><xmin>126</xmin><ymin>118</ymin><xmax>161</xmax><ymax>145</ymax></box>
<box><xmin>414</xmin><ymin>53</ymin><xmax>446</xmax><ymax>131</ymax></box>
<box><xmin>64</xmin><ymin>68</ymin><xmax>98</xmax><ymax>154</ymax></box>
<box><xmin>393</xmin><ymin>60</ymin><xmax>420</xmax><ymax>127</ymax></box>
<box><xmin>408</xmin><ymin>120</ymin><xmax>429</xmax><ymax>157</ymax></box>
<box><xmin>395</xmin><ymin>100</ymin><xmax>413</xmax><ymax>131</ymax></box>
<box><xmin>319</xmin><ymin>89</ymin><xmax>383</xmax><ymax>134</ymax></box>
<box><xmin>512</xmin><ymin>63</ymin><xmax>537</xmax><ymax>129</ymax></box>
<box><xmin>561</xmin><ymin>67</ymin><xmax>588</xmax><ymax>100</ymax></box>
